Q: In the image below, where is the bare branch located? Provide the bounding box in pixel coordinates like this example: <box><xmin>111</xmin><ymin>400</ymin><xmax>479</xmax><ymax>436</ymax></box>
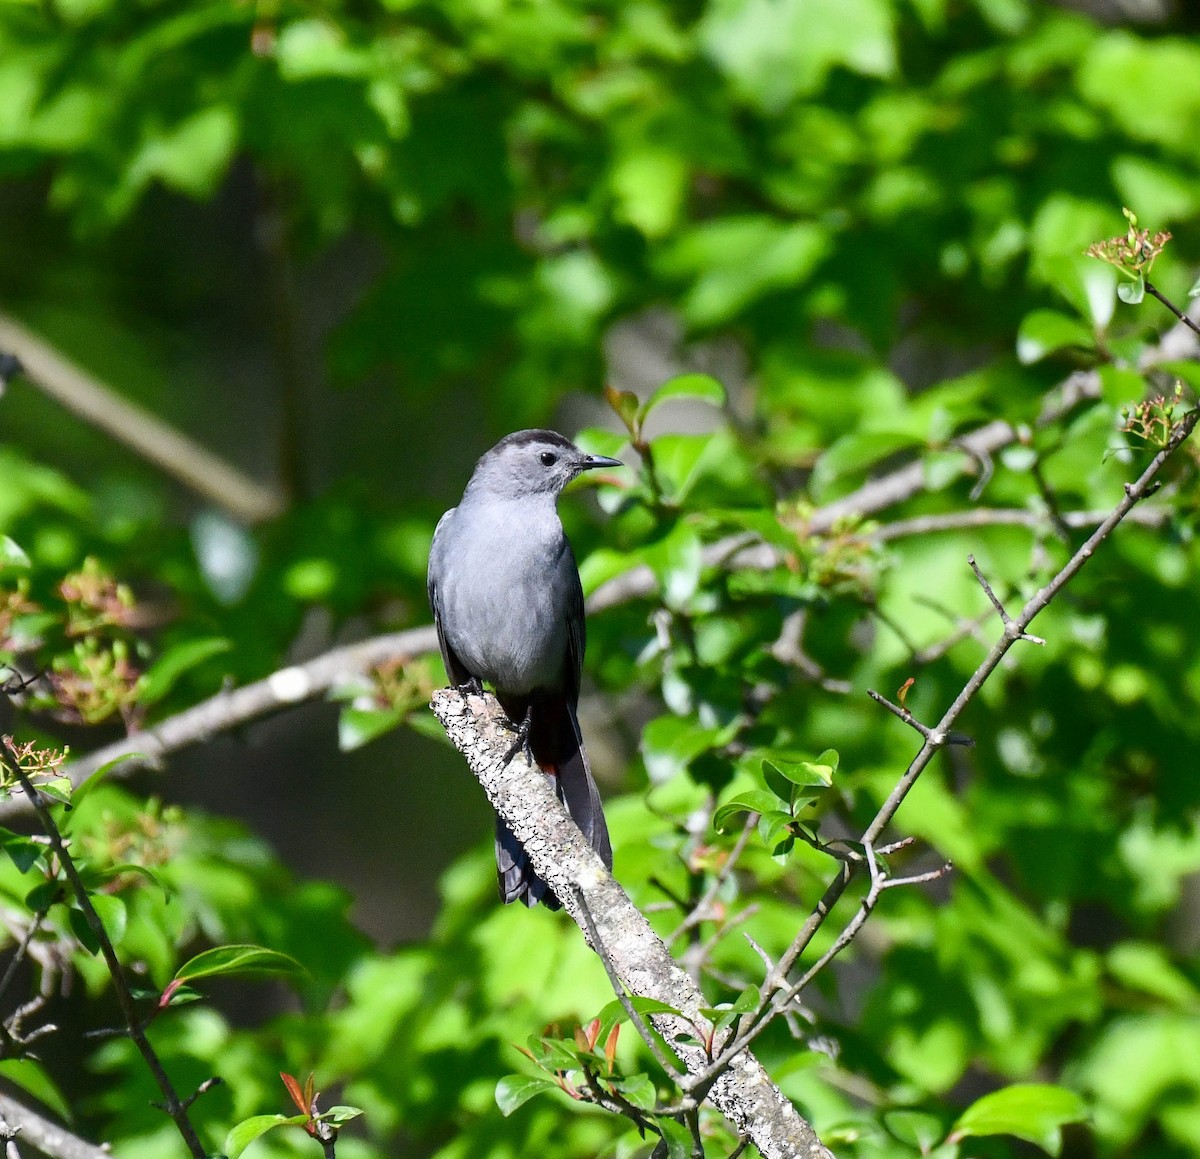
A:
<box><xmin>871</xmin><ymin>504</ymin><xmax>1170</xmax><ymax>541</ymax></box>
<box><xmin>0</xmin><ymin>312</ymin><xmax>285</xmax><ymax>524</ymax></box>
<box><xmin>430</xmin><ymin>690</ymin><xmax>835</xmax><ymax>1159</ymax></box>
<box><xmin>0</xmin><ymin>628</ymin><xmax>437</xmax><ymax>823</ymax></box>
<box><xmin>0</xmin><ymin>1094</ymin><xmax>109</xmax><ymax>1159</ymax></box>
<box><xmin>968</xmin><ymin>555</ymin><xmax>1046</xmax><ymax>645</ymax></box>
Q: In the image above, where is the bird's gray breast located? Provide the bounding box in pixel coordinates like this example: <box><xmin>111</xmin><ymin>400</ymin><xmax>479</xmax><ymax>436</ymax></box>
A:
<box><xmin>431</xmin><ymin>498</ymin><xmax>576</xmax><ymax>694</ymax></box>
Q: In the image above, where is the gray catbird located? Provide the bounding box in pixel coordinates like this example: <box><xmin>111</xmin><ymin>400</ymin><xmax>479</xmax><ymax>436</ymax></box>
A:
<box><xmin>427</xmin><ymin>430</ymin><xmax>621</xmax><ymax>908</ymax></box>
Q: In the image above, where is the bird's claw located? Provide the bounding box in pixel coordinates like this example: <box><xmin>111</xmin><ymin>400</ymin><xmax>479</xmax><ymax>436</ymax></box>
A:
<box><xmin>501</xmin><ymin>705</ymin><xmax>535</xmax><ymax>768</ymax></box>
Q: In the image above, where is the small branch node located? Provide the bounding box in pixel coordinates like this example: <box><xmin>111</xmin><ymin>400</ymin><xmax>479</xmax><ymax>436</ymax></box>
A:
<box><xmin>866</xmin><ymin>690</ymin><xmax>939</xmax><ymax>742</ymax></box>
<box><xmin>181</xmin><ymin>1077</ymin><xmax>223</xmax><ymax>1111</ymax></box>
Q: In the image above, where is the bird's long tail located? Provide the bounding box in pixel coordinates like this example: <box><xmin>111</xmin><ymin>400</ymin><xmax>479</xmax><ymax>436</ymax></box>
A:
<box><xmin>495</xmin><ymin>692</ymin><xmax>611</xmax><ymax>909</ymax></box>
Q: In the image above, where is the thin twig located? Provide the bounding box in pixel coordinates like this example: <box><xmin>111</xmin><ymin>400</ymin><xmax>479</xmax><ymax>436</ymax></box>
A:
<box><xmin>670</xmin><ymin>815</ymin><xmax>756</xmax><ymax>947</ymax></box>
<box><xmin>8</xmin><ymin>756</ymin><xmax>206</xmax><ymax>1158</ymax></box>
<box><xmin>0</xmin><ymin>911</ymin><xmax>46</xmax><ymax>1015</ymax></box>
<box><xmin>696</xmin><ymin>406</ymin><xmax>1200</xmax><ymax>1088</ymax></box>
<box><xmin>573</xmin><ymin>886</ymin><xmax>685</xmax><ymax>1082</ymax></box>
<box><xmin>968</xmin><ymin>555</ymin><xmax>1046</xmax><ymax>645</ymax></box>
<box><xmin>866</xmin><ymin>690</ymin><xmax>974</xmax><ymax>748</ymax></box>
<box><xmin>1146</xmin><ymin>280</ymin><xmax>1200</xmax><ymax>340</ymax></box>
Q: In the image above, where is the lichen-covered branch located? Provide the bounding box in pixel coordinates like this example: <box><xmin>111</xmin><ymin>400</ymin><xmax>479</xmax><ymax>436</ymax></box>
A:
<box><xmin>430</xmin><ymin>689</ymin><xmax>835</xmax><ymax>1159</ymax></box>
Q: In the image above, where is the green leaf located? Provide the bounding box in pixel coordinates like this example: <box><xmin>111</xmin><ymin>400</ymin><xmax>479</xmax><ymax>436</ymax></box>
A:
<box><xmin>1117</xmin><ymin>274</ymin><xmax>1145</xmax><ymax>304</ymax></box>
<box><xmin>644</xmin><ymin>522</ymin><xmax>703</xmax><ymax>609</ymax></box>
<box><xmin>757</xmin><ymin>808</ymin><xmax>796</xmax><ymax>851</ymax></box>
<box><xmin>665</xmin><ymin>218</ymin><xmax>831</xmax><ymax>327</ymax></box>
<box><xmin>1016</xmin><ymin>309</ymin><xmax>1094</xmax><ymax>365</ymax></box>
<box><xmin>763</xmin><ymin>749</ymin><xmax>838</xmax><ymax>788</ymax></box>
<box><xmin>225</xmin><ymin>1114</ymin><xmax>308</xmax><ymax>1158</ymax></box>
<box><xmin>1106</xmin><ymin>942</ymin><xmax>1200</xmax><ymax>1007</ymax></box>
<box><xmin>36</xmin><ymin>778</ymin><xmax>73</xmax><ymax>805</ymax></box>
<box><xmin>69</xmin><ymin>905</ymin><xmax>99</xmax><ymax>955</ymax></box>
<box><xmin>338</xmin><ymin>706</ymin><xmax>405</xmax><ymax>752</ymax></box>
<box><xmin>68</xmin><ymin>753</ymin><xmax>146</xmax><ymax>812</ymax></box>
<box><xmin>641</xmin><ymin>715</ymin><xmax>736</xmax><ymax>783</ymax></box>
<box><xmin>610</xmin><ymin>146</ymin><xmax>687</xmax><ymax>239</ymax></box>
<box><xmin>612</xmin><ymin>1072</ymin><xmax>658</xmax><ymax>1111</ymax></box>
<box><xmin>495</xmin><ymin>1075</ymin><xmax>560</xmax><ymax>1116</ymax></box>
<box><xmin>318</xmin><ymin>1106</ymin><xmax>364</xmax><ymax>1127</ymax></box>
<box><xmin>0</xmin><ymin>828</ymin><xmax>43</xmax><ymax>873</ymax></box>
<box><xmin>951</xmin><ymin>1083</ymin><xmax>1088</xmax><ymax>1155</ymax></box>
<box><xmin>91</xmin><ymin>862</ymin><xmax>168</xmax><ymax>897</ymax></box>
<box><xmin>0</xmin><ymin>535</ymin><xmax>30</xmax><ymax>569</ymax></box>
<box><xmin>704</xmin><ymin>985</ymin><xmax>760</xmax><ymax>1034</ymax></box>
<box><xmin>885</xmin><ymin>1108</ymin><xmax>946</xmax><ymax>1151</ymax></box>
<box><xmin>173</xmin><ymin>944</ymin><xmax>307</xmax><ymax>985</ymax></box>
<box><xmin>595</xmin><ymin>995</ymin><xmax>683</xmax><ymax>1043</ymax></box>
<box><xmin>24</xmin><ymin>880</ymin><xmax>61</xmax><ymax>912</ymax></box>
<box><xmin>95</xmin><ymin>892</ymin><xmax>127</xmax><ymax>938</ymax></box>
<box><xmin>922</xmin><ymin>448</ymin><xmax>971</xmax><ymax>491</ymax></box>
<box><xmin>655</xmin><ymin>1114</ymin><xmax>694</xmax><ymax>1159</ymax></box>
<box><xmin>69</xmin><ymin>894</ymin><xmax>127</xmax><ymax>953</ymax></box>
<box><xmin>138</xmin><ymin>637</ymin><xmax>231</xmax><ymax>706</ymax></box>
<box><xmin>0</xmin><ymin>1059</ymin><xmax>72</xmax><ymax>1121</ymax></box>
<box><xmin>641</xmin><ymin>374</ymin><xmax>727</xmax><ymax>422</ymax></box>
<box><xmin>699</xmin><ymin>0</ymin><xmax>895</xmax><ymax>112</ymax></box>
<box><xmin>713</xmin><ymin>790</ymin><xmax>780</xmax><ymax>833</ymax></box>
<box><xmin>574</xmin><ymin>427</ymin><xmax>628</xmax><ymax>461</ymax></box>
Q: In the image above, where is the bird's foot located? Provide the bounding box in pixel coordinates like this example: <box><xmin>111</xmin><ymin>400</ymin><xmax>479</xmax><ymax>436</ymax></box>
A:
<box><xmin>457</xmin><ymin>676</ymin><xmax>485</xmax><ymax>697</ymax></box>
<box><xmin>500</xmin><ymin>704</ymin><xmax>535</xmax><ymax>768</ymax></box>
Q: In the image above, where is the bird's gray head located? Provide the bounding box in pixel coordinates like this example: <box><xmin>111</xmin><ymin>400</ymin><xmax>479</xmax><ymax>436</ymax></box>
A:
<box><xmin>464</xmin><ymin>430</ymin><xmax>621</xmax><ymax>502</ymax></box>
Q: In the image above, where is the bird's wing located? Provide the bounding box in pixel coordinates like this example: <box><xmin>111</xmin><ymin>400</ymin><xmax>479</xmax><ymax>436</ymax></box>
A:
<box><xmin>563</xmin><ymin>539</ymin><xmax>586</xmax><ymax>708</ymax></box>
<box><xmin>428</xmin><ymin>508</ymin><xmax>472</xmax><ymax>688</ymax></box>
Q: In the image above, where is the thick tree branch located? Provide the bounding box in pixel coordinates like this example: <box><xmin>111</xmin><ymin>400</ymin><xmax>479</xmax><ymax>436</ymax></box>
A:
<box><xmin>429</xmin><ymin>690</ymin><xmax>834</xmax><ymax>1159</ymax></box>
<box><xmin>0</xmin><ymin>628</ymin><xmax>436</xmax><ymax>822</ymax></box>
<box><xmin>0</xmin><ymin>313</ymin><xmax>285</xmax><ymax>524</ymax></box>
<box><xmin>0</xmin><ymin>1093</ymin><xmax>109</xmax><ymax>1159</ymax></box>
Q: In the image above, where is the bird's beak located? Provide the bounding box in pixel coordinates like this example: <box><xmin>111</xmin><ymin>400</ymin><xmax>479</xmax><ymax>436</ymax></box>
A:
<box><xmin>582</xmin><ymin>454</ymin><xmax>623</xmax><ymax>471</ymax></box>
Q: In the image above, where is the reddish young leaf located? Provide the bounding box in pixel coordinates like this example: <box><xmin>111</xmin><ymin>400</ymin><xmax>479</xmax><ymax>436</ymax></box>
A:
<box><xmin>281</xmin><ymin>1072</ymin><xmax>308</xmax><ymax>1115</ymax></box>
<box><xmin>604</xmin><ymin>384</ymin><xmax>641</xmax><ymax>439</ymax></box>
<box><xmin>604</xmin><ymin>1023</ymin><xmax>620</xmax><ymax>1073</ymax></box>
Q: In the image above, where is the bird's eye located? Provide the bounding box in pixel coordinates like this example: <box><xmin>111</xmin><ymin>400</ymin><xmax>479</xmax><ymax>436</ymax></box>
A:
<box><xmin>539</xmin><ymin>451</ymin><xmax>558</xmax><ymax>466</ymax></box>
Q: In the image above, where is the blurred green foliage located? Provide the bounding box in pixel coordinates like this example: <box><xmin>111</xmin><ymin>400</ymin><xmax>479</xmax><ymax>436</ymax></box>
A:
<box><xmin>2</xmin><ymin>0</ymin><xmax>1200</xmax><ymax>1156</ymax></box>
